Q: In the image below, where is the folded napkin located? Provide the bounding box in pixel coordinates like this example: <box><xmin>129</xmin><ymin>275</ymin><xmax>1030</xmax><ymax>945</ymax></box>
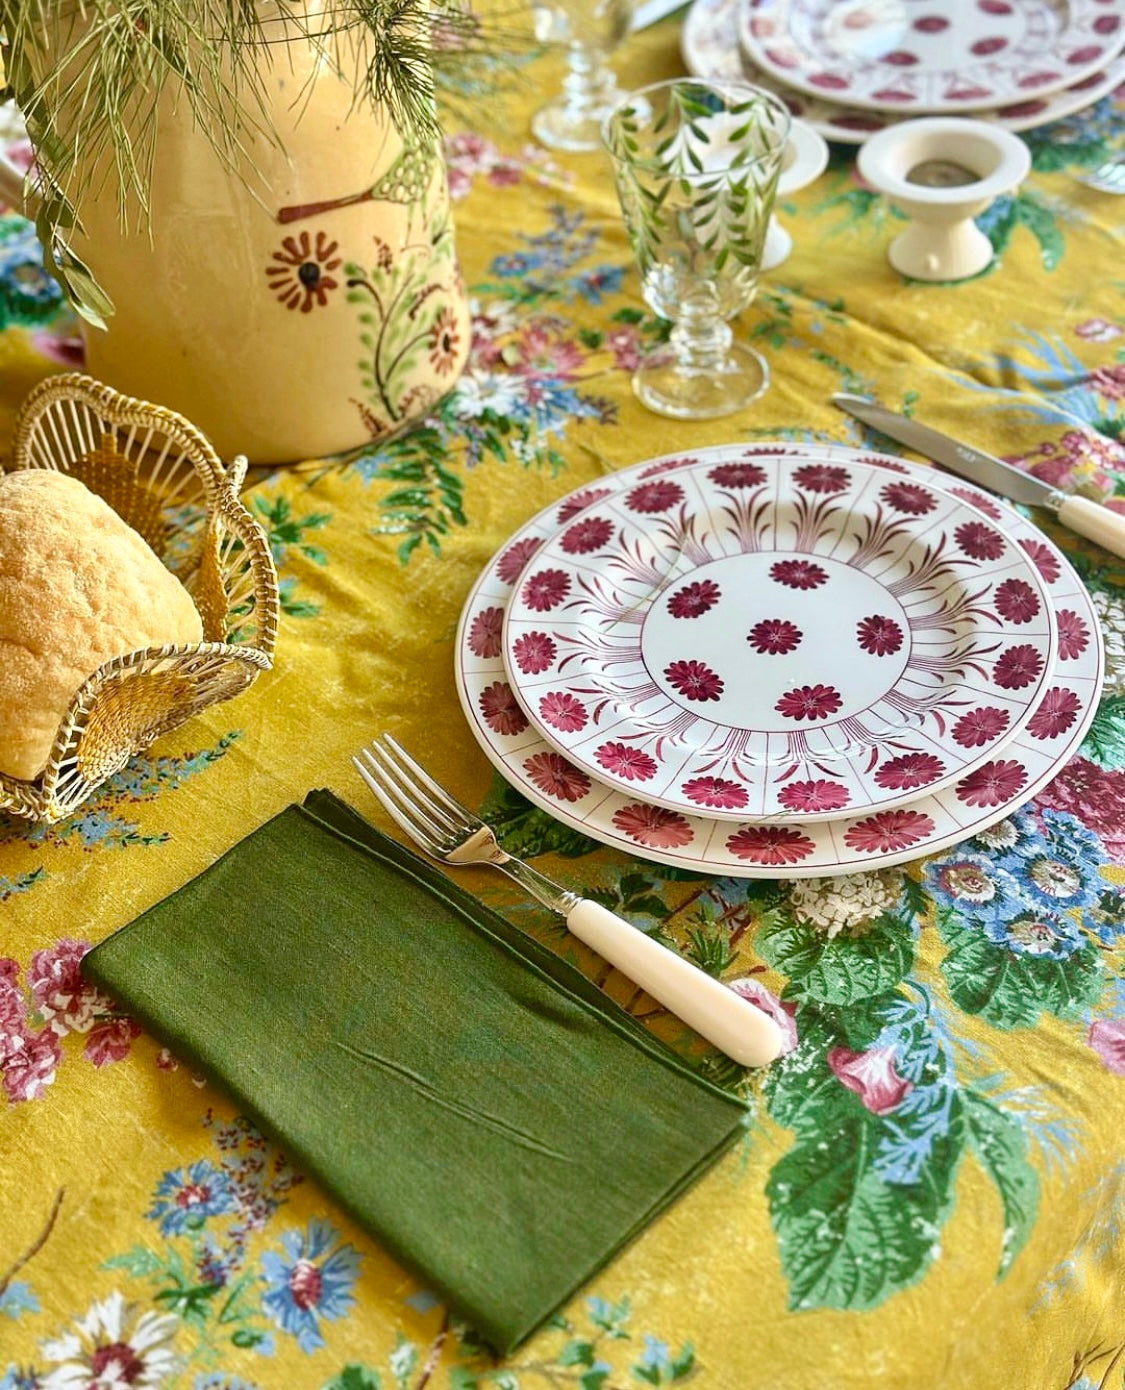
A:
<box><xmin>82</xmin><ymin>789</ymin><xmax>747</xmax><ymax>1355</ymax></box>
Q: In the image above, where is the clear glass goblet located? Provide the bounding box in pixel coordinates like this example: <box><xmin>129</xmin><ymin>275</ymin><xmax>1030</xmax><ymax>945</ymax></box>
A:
<box><xmin>530</xmin><ymin>0</ymin><xmax>634</xmax><ymax>152</ymax></box>
<box><xmin>602</xmin><ymin>78</ymin><xmax>791</xmax><ymax>419</ymax></box>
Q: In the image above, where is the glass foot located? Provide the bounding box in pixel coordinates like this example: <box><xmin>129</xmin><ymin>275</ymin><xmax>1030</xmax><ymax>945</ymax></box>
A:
<box><xmin>631</xmin><ymin>342</ymin><xmax>770</xmax><ymax>420</ymax></box>
<box><xmin>532</xmin><ymin>99</ymin><xmax>614</xmax><ymax>153</ymax></box>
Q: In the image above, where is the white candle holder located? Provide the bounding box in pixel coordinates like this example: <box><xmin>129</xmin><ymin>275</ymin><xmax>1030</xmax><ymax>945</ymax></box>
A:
<box><xmin>856</xmin><ymin>117</ymin><xmax>1031</xmax><ymax>283</ymax></box>
<box><xmin>763</xmin><ymin>119</ymin><xmax>829</xmax><ymax>271</ymax></box>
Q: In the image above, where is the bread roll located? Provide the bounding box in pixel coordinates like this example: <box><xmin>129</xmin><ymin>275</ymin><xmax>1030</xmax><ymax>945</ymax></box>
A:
<box><xmin>0</xmin><ymin>469</ymin><xmax>203</xmax><ymax>781</ymax></box>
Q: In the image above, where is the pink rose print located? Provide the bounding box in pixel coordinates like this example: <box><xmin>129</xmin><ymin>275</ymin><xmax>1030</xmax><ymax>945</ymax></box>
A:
<box><xmin>1088</xmin><ymin>1019</ymin><xmax>1125</xmax><ymax>1075</ymax></box>
<box><xmin>1026</xmin><ymin>687</ymin><xmax>1082</xmax><ymax>740</ymax></box>
<box><xmin>665</xmin><ymin>660</ymin><xmax>725</xmax><ymax>702</ymax></box>
<box><xmin>726</xmin><ymin>825</ymin><xmax>816</xmax><ymax>865</ymax></box>
<box><xmin>777</xmin><ymin>779</ymin><xmax>850</xmax><ymax>813</ymax></box>
<box><xmin>681</xmin><ymin>776</ymin><xmax>749</xmax><ymax>810</ymax></box>
<box><xmin>793</xmin><ymin>464</ymin><xmax>850</xmax><ymax>493</ymax></box>
<box><xmin>556</xmin><ymin>487</ymin><xmax>613</xmax><ymax>523</ymax></box>
<box><xmin>1</xmin><ymin>1027</ymin><xmax>61</xmax><ymax>1103</ymax></box>
<box><xmin>560</xmin><ymin>516</ymin><xmax>614</xmax><ymax>555</ymax></box>
<box><xmin>595</xmin><ymin>741</ymin><xmax>658</xmax><ymax>781</ymax></box>
<box><xmin>728</xmin><ymin>978</ymin><xmax>798</xmax><ymax>1056</ymax></box>
<box><xmin>955</xmin><ymin>759</ymin><xmax>1027</xmax><ymax>808</ymax></box>
<box><xmin>1038</xmin><ymin>758</ymin><xmax>1125</xmax><ymax>862</ymax></box>
<box><xmin>856</xmin><ymin>614</ymin><xmax>904</xmax><ymax>656</ymax></box>
<box><xmin>28</xmin><ymin>939</ymin><xmax>106</xmax><ymax>1034</ymax></box>
<box><xmin>827</xmin><ymin>1045</ymin><xmax>913</xmax><ymax>1115</ymax></box>
<box><xmin>747</xmin><ymin>618</ymin><xmax>802</xmax><ymax>655</ymax></box>
<box><xmin>495</xmin><ymin>535</ymin><xmax>542</xmax><ymax>585</ymax></box>
<box><xmin>467</xmin><ymin>606</ymin><xmax>504</xmax><ymax>659</ymax></box>
<box><xmin>1057</xmin><ymin>609</ymin><xmax>1091</xmax><ymax>661</ymax></box>
<box><xmin>873</xmin><ymin>752</ymin><xmax>945</xmax><ymax>791</ymax></box>
<box><xmin>708</xmin><ymin>462</ymin><xmax>767</xmax><ymax>488</ymax></box>
<box><xmin>521</xmin><ymin>567</ymin><xmax>571</xmax><ymax>612</ymax></box>
<box><xmin>523</xmin><ymin>751</ymin><xmax>591</xmax><ymax>802</ymax></box>
<box><xmin>612</xmin><ymin>802</ymin><xmax>694</xmax><ymax>848</ymax></box>
<box><xmin>538</xmin><ymin>691</ymin><xmax>588</xmax><ymax>734</ymax></box>
<box><xmin>479</xmin><ymin>681</ymin><xmax>529</xmax><ymax>736</ymax></box>
<box><xmin>1075</xmin><ymin>317</ymin><xmax>1122</xmax><ymax>342</ymax></box>
<box><xmin>1018</xmin><ymin>538</ymin><xmax>1061</xmax><ymax>583</ymax></box>
<box><xmin>84</xmin><ymin>1016</ymin><xmax>142</xmax><ymax>1067</ymax></box>
<box><xmin>769</xmin><ymin>559</ymin><xmax>829</xmax><ymax>590</ymax></box>
<box><xmin>955</xmin><ymin>520</ymin><xmax>1005</xmax><ymax>560</ymax></box>
<box><xmin>775</xmin><ymin>683</ymin><xmax>843</xmax><ymax>721</ymax></box>
<box><xmin>953</xmin><ymin>705</ymin><xmax>1010</xmax><ymax>748</ymax></box>
<box><xmin>1088</xmin><ymin>364</ymin><xmax>1125</xmax><ymax>401</ymax></box>
<box><xmin>843</xmin><ymin>809</ymin><xmax>935</xmax><ymax>853</ymax></box>
<box><xmin>512</xmin><ymin>630</ymin><xmax>557</xmax><ymax>675</ymax></box>
<box><xmin>625</xmin><ymin>480</ymin><xmax>684</xmax><ymax>513</ymax></box>
<box><xmin>667</xmin><ymin>580</ymin><xmax>721</xmax><ymax>619</ymax></box>
<box><xmin>948</xmin><ymin>486</ymin><xmax>1003</xmax><ymax>520</ymax></box>
<box><xmin>993</xmin><ymin>644</ymin><xmax>1045</xmax><ymax>690</ymax></box>
<box><xmin>879</xmin><ymin>481</ymin><xmax>935</xmax><ymax>514</ymax></box>
<box><xmin>993</xmin><ymin>578</ymin><xmax>1040</xmax><ymax>624</ymax></box>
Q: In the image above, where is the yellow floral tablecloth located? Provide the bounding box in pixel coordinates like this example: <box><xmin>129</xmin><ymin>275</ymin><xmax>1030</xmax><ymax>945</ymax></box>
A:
<box><xmin>3</xmin><ymin>24</ymin><xmax>1125</xmax><ymax>1390</ymax></box>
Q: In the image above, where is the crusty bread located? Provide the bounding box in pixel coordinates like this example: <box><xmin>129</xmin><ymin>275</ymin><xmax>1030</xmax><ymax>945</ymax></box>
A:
<box><xmin>0</xmin><ymin>468</ymin><xmax>203</xmax><ymax>781</ymax></box>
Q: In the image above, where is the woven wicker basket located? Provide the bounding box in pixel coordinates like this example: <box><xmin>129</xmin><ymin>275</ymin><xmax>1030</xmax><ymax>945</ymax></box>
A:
<box><xmin>0</xmin><ymin>372</ymin><xmax>279</xmax><ymax>823</ymax></box>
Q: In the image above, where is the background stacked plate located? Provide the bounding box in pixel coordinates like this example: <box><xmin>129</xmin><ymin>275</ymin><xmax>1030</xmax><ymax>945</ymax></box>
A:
<box><xmin>681</xmin><ymin>0</ymin><xmax>1125</xmax><ymax>144</ymax></box>
<box><xmin>455</xmin><ymin>442</ymin><xmax>1104</xmax><ymax>879</ymax></box>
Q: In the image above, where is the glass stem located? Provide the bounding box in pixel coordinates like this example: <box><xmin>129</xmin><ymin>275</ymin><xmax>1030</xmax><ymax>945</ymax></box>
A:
<box><xmin>670</xmin><ymin>311</ymin><xmax>733</xmax><ymax>374</ymax></box>
<box><xmin>560</xmin><ymin>46</ymin><xmax>614</xmax><ymax>125</ymax></box>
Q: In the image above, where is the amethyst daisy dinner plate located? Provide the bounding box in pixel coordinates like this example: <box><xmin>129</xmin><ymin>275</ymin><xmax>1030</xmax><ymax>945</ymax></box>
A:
<box><xmin>455</xmin><ymin>443</ymin><xmax>1102</xmax><ymax>879</ymax></box>
<box><xmin>500</xmin><ymin>454</ymin><xmax>1056</xmax><ymax>823</ymax></box>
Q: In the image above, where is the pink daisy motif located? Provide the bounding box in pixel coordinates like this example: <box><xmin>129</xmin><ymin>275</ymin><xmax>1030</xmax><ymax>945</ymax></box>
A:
<box><xmin>770</xmin><ymin>558</ymin><xmax>829</xmax><ymax>590</ymax></box>
<box><xmin>667</xmin><ymin>579</ymin><xmax>721</xmax><ymax>619</ymax></box>
<box><xmin>747</xmin><ymin>618</ymin><xmax>802</xmax><ymax>655</ymax></box>
<box><xmin>726</xmin><ymin>825</ymin><xmax>816</xmax><ymax>865</ymax></box>
<box><xmin>952</xmin><ymin>705</ymin><xmax>1010</xmax><ymax>747</ymax></box>
<box><xmin>538</xmin><ymin>690</ymin><xmax>588</xmax><ymax>734</ymax></box>
<box><xmin>479</xmin><ymin>681</ymin><xmax>528</xmax><ymax>736</ymax></box>
<box><xmin>595</xmin><ymin>741</ymin><xmax>659</xmax><ymax>781</ymax></box>
<box><xmin>954</xmin><ymin>520</ymin><xmax>1005</xmax><ymax>560</ymax></box>
<box><xmin>856</xmin><ymin>614</ymin><xmax>904</xmax><ymax>656</ymax></box>
<box><xmin>1057</xmin><ymin>609</ymin><xmax>1091</xmax><ymax>661</ymax></box>
<box><xmin>664</xmin><ymin>660</ymin><xmax>725</xmax><ymax>702</ymax></box>
<box><xmin>873</xmin><ymin>751</ymin><xmax>945</xmax><ymax>791</ymax></box>
<box><xmin>681</xmin><ymin>776</ymin><xmax>749</xmax><ymax>810</ymax></box>
<box><xmin>993</xmin><ymin>578</ymin><xmax>1040</xmax><ymax>624</ymax></box>
<box><xmin>843</xmin><ymin>809</ymin><xmax>935</xmax><ymax>854</ymax></box>
<box><xmin>520</xmin><ymin>567</ymin><xmax>571</xmax><ymax>612</ymax></box>
<box><xmin>948</xmin><ymin>486</ymin><xmax>1003</xmax><ymax>520</ymax></box>
<box><xmin>625</xmin><ymin>480</ymin><xmax>684</xmax><ymax>513</ymax></box>
<box><xmin>495</xmin><ymin>535</ymin><xmax>542</xmax><ymax>585</ymax></box>
<box><xmin>879</xmin><ymin>481</ymin><xmax>935</xmax><ymax>514</ymax></box>
<box><xmin>708</xmin><ymin>462</ymin><xmax>767</xmax><ymax>488</ymax></box>
<box><xmin>511</xmin><ymin>630</ymin><xmax>557</xmax><ymax>675</ymax></box>
<box><xmin>1018</xmin><ymin>537</ymin><xmax>1061</xmax><ymax>584</ymax></box>
<box><xmin>955</xmin><ymin>759</ymin><xmax>1027</xmax><ymax>807</ymax></box>
<box><xmin>775</xmin><ymin>683</ymin><xmax>843</xmax><ymax>721</ymax></box>
<box><xmin>560</xmin><ymin>516</ymin><xmax>615</xmax><ymax>555</ymax></box>
<box><xmin>993</xmin><ymin>644</ymin><xmax>1045</xmax><ymax>690</ymax></box>
<box><xmin>523</xmin><ymin>751</ymin><xmax>591</xmax><ymax>802</ymax></box>
<box><xmin>467</xmin><ymin>606</ymin><xmax>504</xmax><ymax>659</ymax></box>
<box><xmin>1026</xmin><ymin>687</ymin><xmax>1082</xmax><ymax>739</ymax></box>
<box><xmin>777</xmin><ymin>779</ymin><xmax>850</xmax><ymax>813</ymax></box>
<box><xmin>793</xmin><ymin>464</ymin><xmax>850</xmax><ymax>493</ymax></box>
<box><xmin>556</xmin><ymin>486</ymin><xmax>613</xmax><ymax>523</ymax></box>
<box><xmin>612</xmin><ymin>802</ymin><xmax>694</xmax><ymax>848</ymax></box>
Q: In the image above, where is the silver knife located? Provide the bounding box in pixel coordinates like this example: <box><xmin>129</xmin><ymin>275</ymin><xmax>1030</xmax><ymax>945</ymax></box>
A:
<box><xmin>833</xmin><ymin>393</ymin><xmax>1125</xmax><ymax>561</ymax></box>
<box><xmin>632</xmin><ymin>0</ymin><xmax>688</xmax><ymax>29</ymax></box>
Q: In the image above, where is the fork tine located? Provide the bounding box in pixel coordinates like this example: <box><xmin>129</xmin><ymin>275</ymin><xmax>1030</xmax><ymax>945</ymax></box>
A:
<box><xmin>352</xmin><ymin>751</ymin><xmax>446</xmax><ymax>856</ymax></box>
<box><xmin>383</xmin><ymin>734</ymin><xmax>482</xmax><ymax>830</ymax></box>
<box><xmin>366</xmin><ymin>740</ymin><xmax>467</xmax><ymax>839</ymax></box>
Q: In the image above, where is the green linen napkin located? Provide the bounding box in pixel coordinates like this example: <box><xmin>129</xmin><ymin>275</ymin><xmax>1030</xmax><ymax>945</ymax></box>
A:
<box><xmin>82</xmin><ymin>789</ymin><xmax>747</xmax><ymax>1355</ymax></box>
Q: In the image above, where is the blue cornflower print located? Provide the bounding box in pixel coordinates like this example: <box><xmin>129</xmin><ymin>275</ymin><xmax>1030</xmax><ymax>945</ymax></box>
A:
<box><xmin>0</xmin><ymin>1369</ymin><xmax>41</xmax><ymax>1390</ymax></box>
<box><xmin>999</xmin><ymin>809</ymin><xmax>1107</xmax><ymax>915</ymax></box>
<box><xmin>923</xmin><ymin>850</ymin><xmax>1029</xmax><ymax>926</ymax></box>
<box><xmin>147</xmin><ymin>1159</ymin><xmax>238</xmax><ymax>1236</ymax></box>
<box><xmin>491</xmin><ymin>251</ymin><xmax>545</xmax><ymax>278</ymax></box>
<box><xmin>982</xmin><ymin>907</ymin><xmax>1085</xmax><ymax>961</ymax></box>
<box><xmin>260</xmin><ymin>1218</ymin><xmax>362</xmax><ymax>1353</ymax></box>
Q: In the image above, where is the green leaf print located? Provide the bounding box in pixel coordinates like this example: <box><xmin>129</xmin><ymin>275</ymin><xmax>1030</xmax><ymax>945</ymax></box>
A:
<box><xmin>1014</xmin><ymin>195</ymin><xmax>1064</xmax><ymax>271</ymax></box>
<box><xmin>755</xmin><ymin>914</ymin><xmax>915</xmax><ymax>1005</ymax></box>
<box><xmin>323</xmin><ymin>1368</ymin><xmax>382</xmax><ymax>1390</ymax></box>
<box><xmin>962</xmin><ymin>1091</ymin><xmax>1039</xmax><ymax>1278</ymax></box>
<box><xmin>480</xmin><ymin>774</ymin><xmax>601</xmax><ymax>859</ymax></box>
<box><xmin>1081</xmin><ymin>695</ymin><xmax>1125</xmax><ymax>770</ymax></box>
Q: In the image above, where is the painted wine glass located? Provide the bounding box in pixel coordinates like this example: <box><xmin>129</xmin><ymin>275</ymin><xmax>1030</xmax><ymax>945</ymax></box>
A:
<box><xmin>602</xmin><ymin>78</ymin><xmax>790</xmax><ymax>419</ymax></box>
<box><xmin>529</xmin><ymin>0</ymin><xmax>634</xmax><ymax>152</ymax></box>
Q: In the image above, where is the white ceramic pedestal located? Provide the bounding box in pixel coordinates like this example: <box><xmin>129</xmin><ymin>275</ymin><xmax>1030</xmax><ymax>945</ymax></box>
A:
<box><xmin>763</xmin><ymin>119</ymin><xmax>829</xmax><ymax>271</ymax></box>
<box><xmin>856</xmin><ymin>118</ymin><xmax>1031</xmax><ymax>282</ymax></box>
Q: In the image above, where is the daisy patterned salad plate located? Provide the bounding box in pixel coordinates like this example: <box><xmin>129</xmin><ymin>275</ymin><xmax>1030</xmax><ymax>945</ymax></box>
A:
<box><xmin>500</xmin><ymin>453</ymin><xmax>1056</xmax><ymax>823</ymax></box>
<box><xmin>683</xmin><ymin>0</ymin><xmax>1125</xmax><ymax>141</ymax></box>
<box><xmin>739</xmin><ymin>0</ymin><xmax>1125</xmax><ymax>116</ymax></box>
<box><xmin>456</xmin><ymin>442</ymin><xmax>1102</xmax><ymax>879</ymax></box>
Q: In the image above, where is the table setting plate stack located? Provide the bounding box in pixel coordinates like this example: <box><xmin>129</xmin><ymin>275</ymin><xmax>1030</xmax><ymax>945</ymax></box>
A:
<box><xmin>681</xmin><ymin>0</ymin><xmax>1125</xmax><ymax>143</ymax></box>
<box><xmin>456</xmin><ymin>442</ymin><xmax>1105</xmax><ymax>878</ymax></box>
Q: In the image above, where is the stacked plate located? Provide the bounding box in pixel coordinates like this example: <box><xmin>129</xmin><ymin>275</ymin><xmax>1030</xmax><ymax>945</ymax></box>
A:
<box><xmin>455</xmin><ymin>442</ymin><xmax>1104</xmax><ymax>879</ymax></box>
<box><xmin>681</xmin><ymin>0</ymin><xmax>1125</xmax><ymax>144</ymax></box>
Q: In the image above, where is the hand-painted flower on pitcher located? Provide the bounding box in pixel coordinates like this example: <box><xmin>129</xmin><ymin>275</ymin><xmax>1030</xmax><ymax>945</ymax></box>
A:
<box><xmin>664</xmin><ymin>660</ymin><xmax>724</xmax><ymax>703</ymax></box>
<box><xmin>511</xmin><ymin>630</ymin><xmax>557</xmax><ymax>675</ymax></box>
<box><xmin>777</xmin><ymin>779</ymin><xmax>850</xmax><ymax>814</ymax></box>
<box><xmin>769</xmin><ymin>559</ymin><xmax>828</xmax><ymax>591</ymax></box>
<box><xmin>954</xmin><ymin>520</ymin><xmax>1005</xmax><ymax>560</ymax></box>
<box><xmin>467</xmin><ymin>606</ymin><xmax>504</xmax><ymax>659</ymax></box>
<box><xmin>611</xmin><ymin>802</ymin><xmax>694</xmax><ymax>848</ymax></box>
<box><xmin>708</xmin><ymin>461</ymin><xmax>767</xmax><ymax>488</ymax></box>
<box><xmin>261</xmin><ymin>1218</ymin><xmax>362</xmax><ymax>1354</ymax></box>
<box><xmin>855</xmin><ymin>614</ymin><xmax>903</xmax><ymax>656</ymax></box>
<box><xmin>265</xmin><ymin>230</ymin><xmax>342</xmax><ymax>312</ymax></box>
<box><xmin>775</xmin><ymin>684</ymin><xmax>842</xmax><ymax>721</ymax></box>
<box><xmin>147</xmin><ymin>1159</ymin><xmax>238</xmax><ymax>1237</ymax></box>
<box><xmin>478</xmin><ymin>681</ymin><xmax>528</xmax><ymax>736</ymax></box>
<box><xmin>523</xmin><ymin>751</ymin><xmax>591</xmax><ymax>802</ymax></box>
<box><xmin>747</xmin><ymin>618</ymin><xmax>802</xmax><ymax>654</ymax></box>
<box><xmin>952</xmin><ymin>704</ymin><xmax>1010</xmax><ymax>748</ymax></box>
<box><xmin>827</xmin><ymin>1045</ymin><xmax>913</xmax><ymax>1116</ymax></box>
<box><xmin>726</xmin><ymin>825</ymin><xmax>816</xmax><ymax>865</ymax></box>
<box><xmin>428</xmin><ymin>305</ymin><xmax>462</xmax><ymax>375</ymax></box>
<box><xmin>993</xmin><ymin>578</ymin><xmax>1040</xmax><ymax>624</ymax></box>
<box><xmin>879</xmin><ymin>480</ymin><xmax>935</xmax><ymax>514</ymax></box>
<box><xmin>38</xmin><ymin>1289</ymin><xmax>180</xmax><ymax>1389</ymax></box>
<box><xmin>667</xmin><ymin>580</ymin><xmax>721</xmax><ymax>619</ymax></box>
<box><xmin>680</xmin><ymin>775</ymin><xmax>748</xmax><ymax>810</ymax></box>
<box><xmin>594</xmin><ymin>742</ymin><xmax>658</xmax><ymax>781</ymax></box>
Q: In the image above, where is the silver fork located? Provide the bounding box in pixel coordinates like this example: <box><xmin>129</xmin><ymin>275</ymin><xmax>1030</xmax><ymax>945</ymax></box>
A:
<box><xmin>352</xmin><ymin>735</ymin><xmax>783</xmax><ymax>1068</ymax></box>
<box><xmin>1081</xmin><ymin>154</ymin><xmax>1125</xmax><ymax>194</ymax></box>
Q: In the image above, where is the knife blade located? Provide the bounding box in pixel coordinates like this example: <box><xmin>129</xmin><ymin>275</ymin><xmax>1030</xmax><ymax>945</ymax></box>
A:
<box><xmin>833</xmin><ymin>392</ymin><xmax>1125</xmax><ymax>560</ymax></box>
